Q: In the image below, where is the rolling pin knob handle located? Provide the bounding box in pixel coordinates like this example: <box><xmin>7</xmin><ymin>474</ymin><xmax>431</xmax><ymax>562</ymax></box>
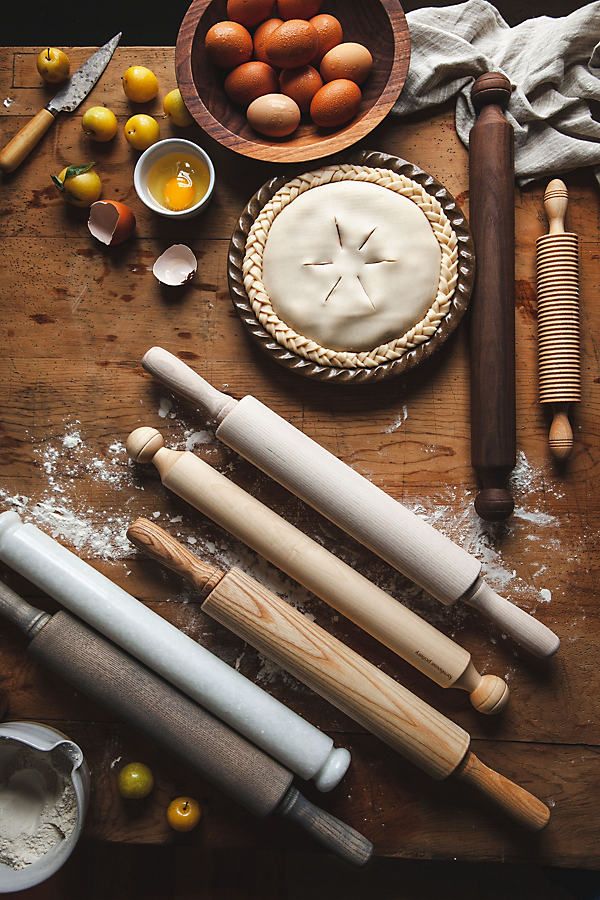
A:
<box><xmin>126</xmin><ymin>427</ymin><xmax>164</xmax><ymax>464</ymax></box>
<box><xmin>471</xmin><ymin>72</ymin><xmax>512</xmax><ymax>109</ymax></box>
<box><xmin>314</xmin><ymin>747</ymin><xmax>352</xmax><ymax>793</ymax></box>
<box><xmin>549</xmin><ymin>410</ymin><xmax>573</xmax><ymax>461</ymax></box>
<box><xmin>474</xmin><ymin>487</ymin><xmax>514</xmax><ymax>522</ymax></box>
<box><xmin>469</xmin><ymin>674</ymin><xmax>510</xmax><ymax>716</ymax></box>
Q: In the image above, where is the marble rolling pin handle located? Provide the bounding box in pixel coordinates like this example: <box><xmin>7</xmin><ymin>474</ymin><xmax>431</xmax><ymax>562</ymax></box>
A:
<box><xmin>127</xmin><ymin>524</ymin><xmax>549</xmax><ymax>830</ymax></box>
<box><xmin>126</xmin><ymin>432</ymin><xmax>508</xmax><ymax>715</ymax></box>
<box><xmin>142</xmin><ymin>346</ymin><xmax>237</xmax><ymax>422</ymax></box>
<box><xmin>469</xmin><ymin>72</ymin><xmax>516</xmax><ymax>523</ymax></box>
<box><xmin>140</xmin><ymin>351</ymin><xmax>559</xmax><ymax>658</ymax></box>
<box><xmin>0</xmin><ymin>583</ymin><xmax>372</xmax><ymax>865</ymax></box>
<box><xmin>0</xmin><ymin>511</ymin><xmax>349</xmax><ymax>792</ymax></box>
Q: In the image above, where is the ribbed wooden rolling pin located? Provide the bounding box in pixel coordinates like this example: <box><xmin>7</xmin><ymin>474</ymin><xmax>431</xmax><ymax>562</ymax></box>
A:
<box><xmin>127</xmin><ymin>426</ymin><xmax>509</xmax><ymax>715</ymax></box>
<box><xmin>536</xmin><ymin>179</ymin><xmax>581</xmax><ymax>460</ymax></box>
<box><xmin>0</xmin><ymin>580</ymin><xmax>372</xmax><ymax>866</ymax></box>
<box><xmin>468</xmin><ymin>73</ymin><xmax>516</xmax><ymax>522</ymax></box>
<box><xmin>128</xmin><ymin>519</ymin><xmax>551</xmax><ymax>832</ymax></box>
<box><xmin>0</xmin><ymin>510</ymin><xmax>350</xmax><ymax>791</ymax></box>
<box><xmin>140</xmin><ymin>347</ymin><xmax>559</xmax><ymax>659</ymax></box>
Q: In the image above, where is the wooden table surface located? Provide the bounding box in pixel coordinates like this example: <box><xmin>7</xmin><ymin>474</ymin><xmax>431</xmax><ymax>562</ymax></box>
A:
<box><xmin>1</xmin><ymin>46</ymin><xmax>599</xmax><ymax>870</ymax></box>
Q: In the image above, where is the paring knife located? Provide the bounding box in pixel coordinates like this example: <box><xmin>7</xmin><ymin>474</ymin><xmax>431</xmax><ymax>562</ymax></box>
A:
<box><xmin>0</xmin><ymin>33</ymin><xmax>121</xmax><ymax>175</ymax></box>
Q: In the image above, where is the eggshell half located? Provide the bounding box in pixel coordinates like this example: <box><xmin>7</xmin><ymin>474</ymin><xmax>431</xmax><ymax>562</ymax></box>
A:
<box><xmin>88</xmin><ymin>200</ymin><xmax>136</xmax><ymax>246</ymax></box>
<box><xmin>153</xmin><ymin>244</ymin><xmax>197</xmax><ymax>286</ymax></box>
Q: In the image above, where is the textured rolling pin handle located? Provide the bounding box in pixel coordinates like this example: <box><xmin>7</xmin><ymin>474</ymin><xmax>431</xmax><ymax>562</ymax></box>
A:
<box><xmin>544</xmin><ymin>179</ymin><xmax>569</xmax><ymax>235</ymax></box>
<box><xmin>142</xmin><ymin>347</ymin><xmax>237</xmax><ymax>422</ymax></box>
<box><xmin>127</xmin><ymin>518</ymin><xmax>225</xmax><ymax>599</ymax></box>
<box><xmin>455</xmin><ymin>751</ymin><xmax>550</xmax><ymax>831</ymax></box>
<box><xmin>549</xmin><ymin>406</ymin><xmax>574</xmax><ymax>462</ymax></box>
<box><xmin>464</xmin><ymin>579</ymin><xmax>559</xmax><ymax>658</ymax></box>
<box><xmin>0</xmin><ymin>579</ymin><xmax>50</xmax><ymax>637</ymax></box>
<box><xmin>278</xmin><ymin>787</ymin><xmax>373</xmax><ymax>866</ymax></box>
<box><xmin>0</xmin><ymin>108</ymin><xmax>56</xmax><ymax>174</ymax></box>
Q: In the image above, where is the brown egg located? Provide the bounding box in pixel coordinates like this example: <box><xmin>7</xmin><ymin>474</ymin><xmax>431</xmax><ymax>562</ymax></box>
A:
<box><xmin>205</xmin><ymin>21</ymin><xmax>253</xmax><ymax>69</ymax></box>
<box><xmin>266</xmin><ymin>20</ymin><xmax>319</xmax><ymax>69</ymax></box>
<box><xmin>254</xmin><ymin>18</ymin><xmax>284</xmax><ymax>64</ymax></box>
<box><xmin>310</xmin><ymin>78</ymin><xmax>362</xmax><ymax>128</ymax></box>
<box><xmin>309</xmin><ymin>14</ymin><xmax>343</xmax><ymax>63</ymax></box>
<box><xmin>227</xmin><ymin>0</ymin><xmax>274</xmax><ymax>28</ymax></box>
<box><xmin>225</xmin><ymin>61</ymin><xmax>279</xmax><ymax>106</ymax></box>
<box><xmin>277</xmin><ymin>0</ymin><xmax>321</xmax><ymax>19</ymax></box>
<box><xmin>247</xmin><ymin>93</ymin><xmax>301</xmax><ymax>137</ymax></box>
<box><xmin>280</xmin><ymin>65</ymin><xmax>322</xmax><ymax>113</ymax></box>
<box><xmin>320</xmin><ymin>42</ymin><xmax>373</xmax><ymax>85</ymax></box>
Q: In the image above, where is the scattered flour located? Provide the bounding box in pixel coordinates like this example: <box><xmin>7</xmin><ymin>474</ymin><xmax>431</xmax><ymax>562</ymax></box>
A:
<box><xmin>185</xmin><ymin>430</ymin><xmax>214</xmax><ymax>450</ymax></box>
<box><xmin>2</xmin><ymin>97</ymin><xmax>13</xmax><ymax>109</ymax></box>
<box><xmin>0</xmin><ymin>743</ymin><xmax>77</xmax><ymax>871</ymax></box>
<box><xmin>158</xmin><ymin>397</ymin><xmax>175</xmax><ymax>419</ymax></box>
<box><xmin>385</xmin><ymin>404</ymin><xmax>409</xmax><ymax>433</ymax></box>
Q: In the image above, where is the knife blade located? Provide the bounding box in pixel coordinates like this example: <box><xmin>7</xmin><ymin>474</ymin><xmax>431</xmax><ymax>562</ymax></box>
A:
<box><xmin>0</xmin><ymin>33</ymin><xmax>122</xmax><ymax>175</ymax></box>
<box><xmin>48</xmin><ymin>33</ymin><xmax>122</xmax><ymax>114</ymax></box>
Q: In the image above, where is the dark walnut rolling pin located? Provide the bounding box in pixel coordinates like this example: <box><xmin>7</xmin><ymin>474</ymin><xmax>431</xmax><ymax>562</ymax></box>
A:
<box><xmin>0</xmin><ymin>579</ymin><xmax>372</xmax><ymax>866</ymax></box>
<box><xmin>129</xmin><ymin>518</ymin><xmax>551</xmax><ymax>832</ymax></box>
<box><xmin>469</xmin><ymin>72</ymin><xmax>516</xmax><ymax>522</ymax></box>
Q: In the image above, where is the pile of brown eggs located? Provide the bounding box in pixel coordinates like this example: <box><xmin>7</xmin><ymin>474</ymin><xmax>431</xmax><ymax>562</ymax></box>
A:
<box><xmin>204</xmin><ymin>0</ymin><xmax>373</xmax><ymax>138</ymax></box>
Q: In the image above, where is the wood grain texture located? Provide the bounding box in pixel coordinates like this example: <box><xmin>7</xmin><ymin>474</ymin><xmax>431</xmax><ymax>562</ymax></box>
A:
<box><xmin>175</xmin><ymin>0</ymin><xmax>410</xmax><ymax>163</ymax></box>
<box><xmin>468</xmin><ymin>73</ymin><xmax>516</xmax><ymax>522</ymax></box>
<box><xmin>0</xmin><ymin>46</ymin><xmax>599</xmax><ymax>866</ymax></box>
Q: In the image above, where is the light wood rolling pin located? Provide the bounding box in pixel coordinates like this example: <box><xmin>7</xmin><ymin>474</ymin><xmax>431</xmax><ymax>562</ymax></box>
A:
<box><xmin>0</xmin><ymin>580</ymin><xmax>372</xmax><ymax>866</ymax></box>
<box><xmin>140</xmin><ymin>347</ymin><xmax>559</xmax><ymax>659</ymax></box>
<box><xmin>536</xmin><ymin>179</ymin><xmax>581</xmax><ymax>461</ymax></box>
<box><xmin>468</xmin><ymin>72</ymin><xmax>516</xmax><ymax>523</ymax></box>
<box><xmin>128</xmin><ymin>519</ymin><xmax>551</xmax><ymax>832</ymax></box>
<box><xmin>0</xmin><ymin>510</ymin><xmax>350</xmax><ymax>791</ymax></box>
<box><xmin>127</xmin><ymin>426</ymin><xmax>509</xmax><ymax>715</ymax></box>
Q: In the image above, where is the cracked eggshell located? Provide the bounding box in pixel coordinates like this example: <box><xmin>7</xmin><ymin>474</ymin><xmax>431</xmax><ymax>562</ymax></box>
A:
<box><xmin>153</xmin><ymin>244</ymin><xmax>197</xmax><ymax>286</ymax></box>
<box><xmin>88</xmin><ymin>200</ymin><xmax>136</xmax><ymax>246</ymax></box>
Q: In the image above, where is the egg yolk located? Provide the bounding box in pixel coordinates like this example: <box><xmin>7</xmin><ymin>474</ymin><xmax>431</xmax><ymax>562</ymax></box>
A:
<box><xmin>164</xmin><ymin>172</ymin><xmax>195</xmax><ymax>211</ymax></box>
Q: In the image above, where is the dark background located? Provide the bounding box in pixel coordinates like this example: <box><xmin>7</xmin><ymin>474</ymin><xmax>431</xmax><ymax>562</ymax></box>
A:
<box><xmin>2</xmin><ymin>1</ymin><xmax>598</xmax><ymax>898</ymax></box>
<box><xmin>0</xmin><ymin>0</ymin><xmax>588</xmax><ymax>45</ymax></box>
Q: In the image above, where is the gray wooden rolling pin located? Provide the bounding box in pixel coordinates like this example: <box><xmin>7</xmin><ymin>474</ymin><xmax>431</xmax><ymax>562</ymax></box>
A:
<box><xmin>140</xmin><ymin>347</ymin><xmax>559</xmax><ymax>658</ymax></box>
<box><xmin>0</xmin><ymin>580</ymin><xmax>372</xmax><ymax>865</ymax></box>
<box><xmin>0</xmin><ymin>510</ymin><xmax>350</xmax><ymax>791</ymax></box>
<box><xmin>128</xmin><ymin>518</ymin><xmax>551</xmax><ymax>832</ymax></box>
<box><xmin>127</xmin><ymin>426</ymin><xmax>509</xmax><ymax>715</ymax></box>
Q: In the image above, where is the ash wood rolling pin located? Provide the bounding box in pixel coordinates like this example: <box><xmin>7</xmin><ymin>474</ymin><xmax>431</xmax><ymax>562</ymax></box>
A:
<box><xmin>468</xmin><ymin>72</ymin><xmax>516</xmax><ymax>523</ymax></box>
<box><xmin>140</xmin><ymin>347</ymin><xmax>559</xmax><ymax>659</ymax></box>
<box><xmin>128</xmin><ymin>519</ymin><xmax>551</xmax><ymax>832</ymax></box>
<box><xmin>127</xmin><ymin>426</ymin><xmax>509</xmax><ymax>715</ymax></box>
<box><xmin>0</xmin><ymin>510</ymin><xmax>350</xmax><ymax>791</ymax></box>
<box><xmin>0</xmin><ymin>581</ymin><xmax>372</xmax><ymax>865</ymax></box>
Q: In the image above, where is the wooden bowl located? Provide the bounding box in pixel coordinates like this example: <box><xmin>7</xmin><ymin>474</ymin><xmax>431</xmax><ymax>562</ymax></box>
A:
<box><xmin>176</xmin><ymin>0</ymin><xmax>410</xmax><ymax>164</ymax></box>
<box><xmin>228</xmin><ymin>150</ymin><xmax>475</xmax><ymax>384</ymax></box>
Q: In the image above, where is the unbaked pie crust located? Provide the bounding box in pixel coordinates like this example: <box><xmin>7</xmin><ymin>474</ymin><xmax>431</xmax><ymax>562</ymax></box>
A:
<box><xmin>242</xmin><ymin>164</ymin><xmax>459</xmax><ymax>369</ymax></box>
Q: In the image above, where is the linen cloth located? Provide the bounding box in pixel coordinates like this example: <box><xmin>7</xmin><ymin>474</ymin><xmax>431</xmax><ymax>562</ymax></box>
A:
<box><xmin>391</xmin><ymin>0</ymin><xmax>600</xmax><ymax>185</ymax></box>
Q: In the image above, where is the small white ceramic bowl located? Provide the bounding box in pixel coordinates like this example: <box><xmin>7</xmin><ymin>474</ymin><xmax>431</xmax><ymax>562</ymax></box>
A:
<box><xmin>133</xmin><ymin>138</ymin><xmax>215</xmax><ymax>220</ymax></box>
<box><xmin>0</xmin><ymin>722</ymin><xmax>90</xmax><ymax>894</ymax></box>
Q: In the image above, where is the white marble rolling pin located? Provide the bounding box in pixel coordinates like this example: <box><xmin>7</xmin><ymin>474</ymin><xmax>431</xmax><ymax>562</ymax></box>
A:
<box><xmin>141</xmin><ymin>348</ymin><xmax>560</xmax><ymax>658</ymax></box>
<box><xmin>0</xmin><ymin>510</ymin><xmax>350</xmax><ymax>791</ymax></box>
<box><xmin>128</xmin><ymin>518</ymin><xmax>551</xmax><ymax>832</ymax></box>
<box><xmin>127</xmin><ymin>427</ymin><xmax>509</xmax><ymax>715</ymax></box>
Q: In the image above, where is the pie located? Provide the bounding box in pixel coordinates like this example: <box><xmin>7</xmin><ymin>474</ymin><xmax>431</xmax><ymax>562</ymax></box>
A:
<box><xmin>242</xmin><ymin>164</ymin><xmax>459</xmax><ymax>369</ymax></box>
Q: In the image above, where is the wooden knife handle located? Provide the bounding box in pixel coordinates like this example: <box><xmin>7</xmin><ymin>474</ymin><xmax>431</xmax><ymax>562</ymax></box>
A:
<box><xmin>469</xmin><ymin>73</ymin><xmax>516</xmax><ymax>523</ymax></box>
<box><xmin>0</xmin><ymin>108</ymin><xmax>56</xmax><ymax>174</ymax></box>
<box><xmin>127</xmin><ymin>517</ymin><xmax>225</xmax><ymax>598</ymax></box>
<box><xmin>456</xmin><ymin>751</ymin><xmax>550</xmax><ymax>831</ymax></box>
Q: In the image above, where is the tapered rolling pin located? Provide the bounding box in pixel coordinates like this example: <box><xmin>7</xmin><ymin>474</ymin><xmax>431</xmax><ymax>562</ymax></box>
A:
<box><xmin>140</xmin><ymin>347</ymin><xmax>559</xmax><ymax>658</ymax></box>
<box><xmin>127</xmin><ymin>427</ymin><xmax>508</xmax><ymax>715</ymax></box>
<box><xmin>0</xmin><ymin>581</ymin><xmax>372</xmax><ymax>865</ymax></box>
<box><xmin>536</xmin><ymin>179</ymin><xmax>581</xmax><ymax>461</ymax></box>
<box><xmin>0</xmin><ymin>511</ymin><xmax>349</xmax><ymax>791</ymax></box>
<box><xmin>128</xmin><ymin>519</ymin><xmax>551</xmax><ymax>832</ymax></box>
<box><xmin>468</xmin><ymin>73</ymin><xmax>516</xmax><ymax>523</ymax></box>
